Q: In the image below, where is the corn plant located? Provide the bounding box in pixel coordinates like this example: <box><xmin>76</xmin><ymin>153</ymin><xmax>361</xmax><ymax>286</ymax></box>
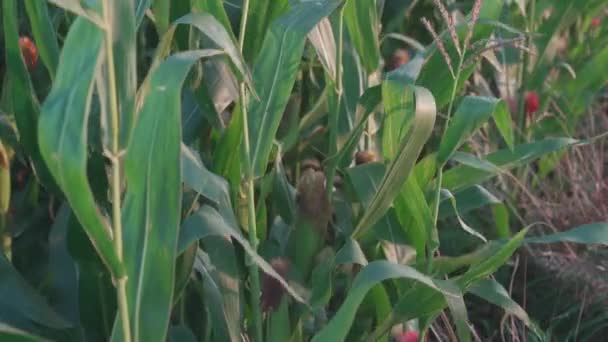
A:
<box><xmin>1</xmin><ymin>0</ymin><xmax>607</xmax><ymax>341</ymax></box>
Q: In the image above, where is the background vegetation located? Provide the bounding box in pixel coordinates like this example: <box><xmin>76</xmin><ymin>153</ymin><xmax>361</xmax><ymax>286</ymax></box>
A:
<box><xmin>0</xmin><ymin>0</ymin><xmax>607</xmax><ymax>341</ymax></box>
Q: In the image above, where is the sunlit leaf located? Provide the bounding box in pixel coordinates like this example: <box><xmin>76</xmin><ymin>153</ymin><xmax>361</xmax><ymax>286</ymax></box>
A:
<box><xmin>352</xmin><ymin>85</ymin><xmax>436</xmax><ymax>238</ymax></box>
<box><xmin>248</xmin><ymin>0</ymin><xmax>342</xmax><ymax>176</ymax></box>
<box><xmin>311</xmin><ymin>261</ymin><xmax>460</xmax><ymax>342</ymax></box>
<box><xmin>38</xmin><ymin>16</ymin><xmax>123</xmax><ymax>277</ymax></box>
<box><xmin>116</xmin><ymin>50</ymin><xmax>223</xmax><ymax>342</ymax></box>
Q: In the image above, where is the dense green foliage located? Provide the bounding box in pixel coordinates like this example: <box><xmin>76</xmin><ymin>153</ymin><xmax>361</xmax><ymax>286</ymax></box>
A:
<box><xmin>0</xmin><ymin>0</ymin><xmax>607</xmax><ymax>341</ymax></box>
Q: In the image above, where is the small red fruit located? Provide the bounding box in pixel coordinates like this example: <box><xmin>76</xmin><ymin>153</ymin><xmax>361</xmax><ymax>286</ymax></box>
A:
<box><xmin>525</xmin><ymin>91</ymin><xmax>540</xmax><ymax>116</ymax></box>
<box><xmin>592</xmin><ymin>17</ymin><xmax>601</xmax><ymax>29</ymax></box>
<box><xmin>19</xmin><ymin>36</ymin><xmax>38</xmax><ymax>71</ymax></box>
<box><xmin>396</xmin><ymin>330</ymin><xmax>420</xmax><ymax>342</ymax></box>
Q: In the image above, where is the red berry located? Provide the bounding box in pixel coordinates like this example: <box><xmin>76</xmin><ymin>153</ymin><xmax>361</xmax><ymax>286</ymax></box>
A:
<box><xmin>396</xmin><ymin>330</ymin><xmax>419</xmax><ymax>342</ymax></box>
<box><xmin>592</xmin><ymin>17</ymin><xmax>601</xmax><ymax>29</ymax></box>
<box><xmin>525</xmin><ymin>92</ymin><xmax>540</xmax><ymax>115</ymax></box>
<box><xmin>18</xmin><ymin>36</ymin><xmax>38</xmax><ymax>71</ymax></box>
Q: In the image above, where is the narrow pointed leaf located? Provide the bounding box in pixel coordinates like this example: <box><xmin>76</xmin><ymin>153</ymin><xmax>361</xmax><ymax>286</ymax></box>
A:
<box><xmin>343</xmin><ymin>0</ymin><xmax>380</xmax><ymax>72</ymax></box>
<box><xmin>3</xmin><ymin>0</ymin><xmax>56</xmax><ymax>190</ymax></box>
<box><xmin>192</xmin><ymin>0</ymin><xmax>233</xmax><ymax>35</ymax></box>
<box><xmin>248</xmin><ymin>0</ymin><xmax>342</xmax><ymax>176</ymax></box>
<box><xmin>46</xmin><ymin>0</ymin><xmax>103</xmax><ymax>26</ymax></box>
<box><xmin>243</xmin><ymin>0</ymin><xmax>289</xmax><ymax>63</ymax></box>
<box><xmin>311</xmin><ymin>261</ymin><xmax>460</xmax><ymax>342</ymax></box>
<box><xmin>469</xmin><ymin>278</ymin><xmax>532</xmax><ymax>328</ymax></box>
<box><xmin>437</xmin><ymin>96</ymin><xmax>512</xmax><ymax>166</ymax></box>
<box><xmin>181</xmin><ymin>143</ymin><xmax>228</xmax><ymax>207</ymax></box>
<box><xmin>442</xmin><ymin>138</ymin><xmax>579</xmax><ymax>191</ymax></box>
<box><xmin>106</xmin><ymin>0</ymin><xmax>138</xmax><ymax>148</ymax></box>
<box><xmin>457</xmin><ymin>228</ymin><xmax>528</xmax><ymax>287</ymax></box>
<box><xmin>174</xmin><ymin>13</ymin><xmax>254</xmax><ymax>92</ymax></box>
<box><xmin>24</xmin><ymin>0</ymin><xmax>60</xmax><ymax>79</ymax></box>
<box><xmin>524</xmin><ymin>222</ymin><xmax>608</xmax><ymax>245</ymax></box>
<box><xmin>193</xmin><ymin>249</ymin><xmax>241</xmax><ymax>342</ymax></box>
<box><xmin>135</xmin><ymin>0</ymin><xmax>152</xmax><ymax>26</ymax></box>
<box><xmin>308</xmin><ymin>18</ymin><xmax>337</xmax><ymax>80</ymax></box>
<box><xmin>352</xmin><ymin>85</ymin><xmax>436</xmax><ymax>238</ymax></box>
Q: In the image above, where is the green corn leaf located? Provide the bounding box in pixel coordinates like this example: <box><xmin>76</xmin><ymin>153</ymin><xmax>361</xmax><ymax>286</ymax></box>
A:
<box><xmin>151</xmin><ymin>0</ymin><xmax>171</xmax><ymax>34</ymax></box>
<box><xmin>266</xmin><ymin>300</ymin><xmax>290</xmax><ymax>342</ymax></box>
<box><xmin>417</xmin><ymin>0</ymin><xmax>502</xmax><ymax>109</ymax></box>
<box><xmin>562</xmin><ymin>43</ymin><xmax>608</xmax><ymax>116</ymax></box>
<box><xmin>115</xmin><ymin>50</ymin><xmax>222</xmax><ymax>342</ymax></box>
<box><xmin>92</xmin><ymin>0</ymin><xmax>139</xmax><ymax>150</ymax></box>
<box><xmin>45</xmin><ymin>205</ymin><xmax>80</xmax><ymax>326</ymax></box>
<box><xmin>468</xmin><ymin>278</ymin><xmax>537</xmax><ymax>332</ymax></box>
<box><xmin>174</xmin><ymin>13</ymin><xmax>254</xmax><ymax>92</ymax></box>
<box><xmin>328</xmin><ymin>85</ymin><xmax>381</xmax><ymax>171</ymax></box>
<box><xmin>167</xmin><ymin>325</ymin><xmax>197</xmax><ymax>342</ymax></box>
<box><xmin>0</xmin><ymin>255</ymin><xmax>72</xmax><ymax>334</ymax></box>
<box><xmin>343</xmin><ymin>0</ymin><xmax>380</xmax><ymax>73</ymax></box>
<box><xmin>24</xmin><ymin>0</ymin><xmax>60</xmax><ymax>79</ymax></box>
<box><xmin>46</xmin><ymin>0</ymin><xmax>103</xmax><ymax>26</ymax></box>
<box><xmin>134</xmin><ymin>0</ymin><xmax>152</xmax><ymax>26</ymax></box>
<box><xmin>442</xmin><ymin>138</ymin><xmax>579</xmax><ymax>192</ymax></box>
<box><xmin>335</xmin><ymin>238</ymin><xmax>368</xmax><ymax>266</ymax></box>
<box><xmin>524</xmin><ymin>222</ymin><xmax>608</xmax><ymax>245</ymax></box>
<box><xmin>38</xmin><ymin>16</ymin><xmax>124</xmax><ymax>277</ymax></box>
<box><xmin>352</xmin><ymin>85</ymin><xmax>436</xmax><ymax>238</ymax></box>
<box><xmin>193</xmin><ymin>248</ymin><xmax>241</xmax><ymax>342</ymax></box>
<box><xmin>248</xmin><ymin>0</ymin><xmax>342</xmax><ymax>176</ymax></box>
<box><xmin>181</xmin><ymin>143</ymin><xmax>228</xmax><ymax>207</ymax></box>
<box><xmin>450</xmin><ymin>151</ymin><xmax>502</xmax><ymax>174</ymax></box>
<box><xmin>457</xmin><ymin>228</ymin><xmax>528</xmax><ymax>288</ymax></box>
<box><xmin>3</xmin><ymin>0</ymin><xmax>56</xmax><ymax>191</ymax></box>
<box><xmin>180</xmin><ymin>205</ymin><xmax>306</xmax><ymax>305</ymax></box>
<box><xmin>438</xmin><ymin>185</ymin><xmax>502</xmax><ymax>220</ymax></box>
<box><xmin>440</xmin><ymin>189</ymin><xmax>487</xmax><ymax>243</ymax></box>
<box><xmin>308</xmin><ymin>18</ymin><xmax>337</xmax><ymax>80</ymax></box>
<box><xmin>311</xmin><ymin>260</ymin><xmax>461</xmax><ymax>342</ymax></box>
<box><xmin>393</xmin><ymin>174</ymin><xmax>436</xmax><ymax>257</ymax></box>
<box><xmin>381</xmin><ymin>57</ymin><xmax>424</xmax><ymax>161</ymax></box>
<box><xmin>437</xmin><ymin>96</ymin><xmax>513</xmax><ymax>166</ymax></box>
<box><xmin>192</xmin><ymin>0</ymin><xmax>234</xmax><ymax>36</ymax></box>
<box><xmin>0</xmin><ymin>324</ymin><xmax>50</xmax><ymax>342</ymax></box>
<box><xmin>243</xmin><ymin>0</ymin><xmax>289</xmax><ymax>63</ymax></box>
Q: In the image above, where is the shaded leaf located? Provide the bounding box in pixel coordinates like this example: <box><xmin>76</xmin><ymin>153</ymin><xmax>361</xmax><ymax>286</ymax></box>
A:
<box><xmin>181</xmin><ymin>205</ymin><xmax>306</xmax><ymax>304</ymax></box>
<box><xmin>193</xmin><ymin>249</ymin><xmax>240</xmax><ymax>342</ymax></box>
<box><xmin>0</xmin><ymin>324</ymin><xmax>50</xmax><ymax>342</ymax></box>
<box><xmin>0</xmin><ymin>255</ymin><xmax>71</xmax><ymax>332</ymax></box>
